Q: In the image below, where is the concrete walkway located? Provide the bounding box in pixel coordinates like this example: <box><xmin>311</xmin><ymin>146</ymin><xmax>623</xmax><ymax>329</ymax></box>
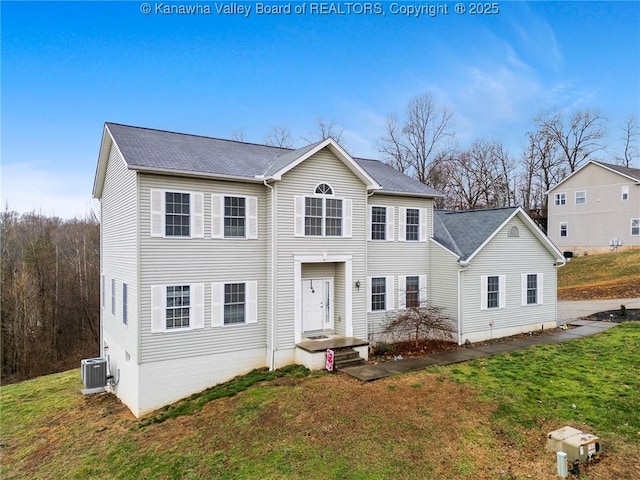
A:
<box><xmin>341</xmin><ymin>300</ymin><xmax>629</xmax><ymax>382</ymax></box>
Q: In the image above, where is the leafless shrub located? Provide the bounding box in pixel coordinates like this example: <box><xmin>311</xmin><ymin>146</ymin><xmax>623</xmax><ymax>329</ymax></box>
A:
<box><xmin>381</xmin><ymin>300</ymin><xmax>456</xmax><ymax>348</ymax></box>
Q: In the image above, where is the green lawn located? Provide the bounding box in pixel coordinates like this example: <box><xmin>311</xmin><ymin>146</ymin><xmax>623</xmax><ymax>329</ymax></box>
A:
<box><xmin>2</xmin><ymin>323</ymin><xmax>639</xmax><ymax>479</ymax></box>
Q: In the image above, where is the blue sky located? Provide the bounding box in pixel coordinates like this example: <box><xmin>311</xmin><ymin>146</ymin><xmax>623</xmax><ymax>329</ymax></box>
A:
<box><xmin>2</xmin><ymin>1</ymin><xmax>639</xmax><ymax>218</ymax></box>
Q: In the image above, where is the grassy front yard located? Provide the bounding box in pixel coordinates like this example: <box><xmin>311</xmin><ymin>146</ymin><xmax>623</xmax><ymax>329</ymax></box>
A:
<box><xmin>2</xmin><ymin>323</ymin><xmax>639</xmax><ymax>479</ymax></box>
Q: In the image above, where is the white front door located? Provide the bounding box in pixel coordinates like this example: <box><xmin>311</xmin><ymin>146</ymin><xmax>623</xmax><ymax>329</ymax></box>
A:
<box><xmin>302</xmin><ymin>278</ymin><xmax>333</xmax><ymax>332</ymax></box>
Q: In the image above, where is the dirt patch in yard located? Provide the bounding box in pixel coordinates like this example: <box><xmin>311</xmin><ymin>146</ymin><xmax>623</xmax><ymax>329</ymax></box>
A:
<box><xmin>558</xmin><ymin>278</ymin><xmax>640</xmax><ymax>300</ymax></box>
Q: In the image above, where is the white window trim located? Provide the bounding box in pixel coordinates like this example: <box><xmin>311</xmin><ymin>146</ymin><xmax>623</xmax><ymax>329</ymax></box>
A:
<box><xmin>111</xmin><ymin>278</ymin><xmax>116</xmax><ymax>316</ymax></box>
<box><xmin>211</xmin><ymin>281</ymin><xmax>258</xmax><ymax>327</ymax></box>
<box><xmin>150</xmin><ymin>189</ymin><xmax>204</xmax><ymax>239</ymax></box>
<box><xmin>367</xmin><ymin>276</ymin><xmax>394</xmax><ymax>313</ymax></box>
<box><xmin>480</xmin><ymin>275</ymin><xmax>506</xmax><ymax>310</ymax></box>
<box><xmin>554</xmin><ymin>192</ymin><xmax>566</xmax><ymax>206</ymax></box>
<box><xmin>521</xmin><ymin>273</ymin><xmax>543</xmax><ymax>306</ymax></box>
<box><xmin>211</xmin><ymin>194</ymin><xmax>258</xmax><ymax>240</ymax></box>
<box><xmin>622</xmin><ymin>185</ymin><xmax>629</xmax><ymax>201</ymax></box>
<box><xmin>151</xmin><ymin>283</ymin><xmax>205</xmax><ymax>333</ymax></box>
<box><xmin>631</xmin><ymin>218</ymin><xmax>640</xmax><ymax>236</ymax></box>
<box><xmin>295</xmin><ymin>195</ymin><xmax>352</xmax><ymax>238</ymax></box>
<box><xmin>122</xmin><ymin>283</ymin><xmax>128</xmax><ymax>326</ymax></box>
<box><xmin>560</xmin><ymin>221</ymin><xmax>568</xmax><ymax>238</ymax></box>
<box><xmin>369</xmin><ymin>205</ymin><xmax>390</xmax><ymax>242</ymax></box>
<box><xmin>575</xmin><ymin>190</ymin><xmax>586</xmax><ymax>205</ymax></box>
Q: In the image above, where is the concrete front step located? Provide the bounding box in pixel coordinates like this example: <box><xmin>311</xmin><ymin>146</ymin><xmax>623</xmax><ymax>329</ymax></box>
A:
<box><xmin>333</xmin><ymin>347</ymin><xmax>365</xmax><ymax>370</ymax></box>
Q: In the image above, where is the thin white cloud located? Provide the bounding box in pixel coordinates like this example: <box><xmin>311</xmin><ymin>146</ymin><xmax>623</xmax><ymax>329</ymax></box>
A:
<box><xmin>1</xmin><ymin>162</ymin><xmax>98</xmax><ymax>219</ymax></box>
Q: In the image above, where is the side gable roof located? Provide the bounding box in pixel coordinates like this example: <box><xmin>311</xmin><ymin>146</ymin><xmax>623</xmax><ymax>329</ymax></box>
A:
<box><xmin>93</xmin><ymin>123</ymin><xmax>442</xmax><ymax>198</ymax></box>
<box><xmin>433</xmin><ymin>206</ymin><xmax>564</xmax><ymax>264</ymax></box>
<box><xmin>548</xmin><ymin>160</ymin><xmax>640</xmax><ymax>193</ymax></box>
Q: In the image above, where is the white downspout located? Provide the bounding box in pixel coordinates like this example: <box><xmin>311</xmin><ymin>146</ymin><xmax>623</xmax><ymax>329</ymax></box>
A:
<box><xmin>264</xmin><ymin>179</ymin><xmax>277</xmax><ymax>370</ymax></box>
<box><xmin>457</xmin><ymin>260</ymin><xmax>470</xmax><ymax>345</ymax></box>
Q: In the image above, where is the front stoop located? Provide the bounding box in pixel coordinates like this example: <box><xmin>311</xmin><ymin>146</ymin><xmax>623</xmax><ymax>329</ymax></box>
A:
<box><xmin>333</xmin><ymin>347</ymin><xmax>365</xmax><ymax>370</ymax></box>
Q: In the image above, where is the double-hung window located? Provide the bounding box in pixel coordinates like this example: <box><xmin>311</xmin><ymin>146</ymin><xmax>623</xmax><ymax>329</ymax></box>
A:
<box><xmin>560</xmin><ymin>222</ymin><xmax>568</xmax><ymax>237</ymax></box>
<box><xmin>405</xmin><ymin>276</ymin><xmax>420</xmax><ymax>308</ymax></box>
<box><xmin>632</xmin><ymin>218</ymin><xmax>640</xmax><ymax>236</ymax></box>
<box><xmin>224</xmin><ymin>196</ymin><xmax>245</xmax><ymax>238</ymax></box>
<box><xmin>622</xmin><ymin>186</ymin><xmax>629</xmax><ymax>201</ymax></box>
<box><xmin>575</xmin><ymin>191</ymin><xmax>586</xmax><ymax>205</ymax></box>
<box><xmin>295</xmin><ymin>184</ymin><xmax>351</xmax><ymax>238</ymax></box>
<box><xmin>398</xmin><ymin>275</ymin><xmax>427</xmax><ymax>309</ymax></box>
<box><xmin>165</xmin><ymin>192</ymin><xmax>190</xmax><ymax>237</ymax></box>
<box><xmin>166</xmin><ymin>285</ymin><xmax>190</xmax><ymax>329</ymax></box>
<box><xmin>554</xmin><ymin>193</ymin><xmax>566</xmax><ymax>206</ymax></box>
<box><xmin>521</xmin><ymin>273</ymin><xmax>543</xmax><ymax>306</ymax></box>
<box><xmin>111</xmin><ymin>278</ymin><xmax>116</xmax><ymax>315</ymax></box>
<box><xmin>371</xmin><ymin>278</ymin><xmax>386</xmax><ymax>311</ymax></box>
<box><xmin>481</xmin><ymin>275</ymin><xmax>505</xmax><ymax>310</ymax></box>
<box><xmin>150</xmin><ymin>190</ymin><xmax>204</xmax><ymax>238</ymax></box>
<box><xmin>151</xmin><ymin>284</ymin><xmax>205</xmax><ymax>333</ymax></box>
<box><xmin>371</xmin><ymin>206</ymin><xmax>386</xmax><ymax>240</ymax></box>
<box><xmin>405</xmin><ymin>208</ymin><xmax>420</xmax><ymax>241</ymax></box>
<box><xmin>224</xmin><ymin>283</ymin><xmax>246</xmax><ymax>325</ymax></box>
<box><xmin>122</xmin><ymin>283</ymin><xmax>128</xmax><ymax>326</ymax></box>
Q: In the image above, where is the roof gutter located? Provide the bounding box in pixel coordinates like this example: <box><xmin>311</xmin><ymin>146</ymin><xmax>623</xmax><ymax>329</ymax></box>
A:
<box><xmin>129</xmin><ymin>165</ymin><xmax>266</xmax><ymax>183</ymax></box>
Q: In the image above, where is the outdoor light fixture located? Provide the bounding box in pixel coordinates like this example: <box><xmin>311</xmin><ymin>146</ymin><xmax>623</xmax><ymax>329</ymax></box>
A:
<box><xmin>355</xmin><ymin>280</ymin><xmax>361</xmax><ymax>290</ymax></box>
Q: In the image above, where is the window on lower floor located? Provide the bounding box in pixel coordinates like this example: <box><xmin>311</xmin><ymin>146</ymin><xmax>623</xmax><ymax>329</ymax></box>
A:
<box><xmin>371</xmin><ymin>277</ymin><xmax>386</xmax><ymax>311</ymax></box>
<box><xmin>487</xmin><ymin>276</ymin><xmax>499</xmax><ymax>309</ymax></box>
<box><xmin>405</xmin><ymin>276</ymin><xmax>420</xmax><ymax>308</ymax></box>
<box><xmin>166</xmin><ymin>285</ymin><xmax>190</xmax><ymax>329</ymax></box>
<box><xmin>224</xmin><ymin>283</ymin><xmax>246</xmax><ymax>325</ymax></box>
<box><xmin>406</xmin><ymin>208</ymin><xmax>419</xmax><ymax>241</ymax></box>
<box><xmin>111</xmin><ymin>278</ymin><xmax>116</xmax><ymax>315</ymax></box>
<box><xmin>122</xmin><ymin>283</ymin><xmax>128</xmax><ymax>325</ymax></box>
<box><xmin>560</xmin><ymin>222</ymin><xmax>568</xmax><ymax>237</ymax></box>
<box><xmin>526</xmin><ymin>274</ymin><xmax>537</xmax><ymax>305</ymax></box>
<box><xmin>632</xmin><ymin>218</ymin><xmax>640</xmax><ymax>236</ymax></box>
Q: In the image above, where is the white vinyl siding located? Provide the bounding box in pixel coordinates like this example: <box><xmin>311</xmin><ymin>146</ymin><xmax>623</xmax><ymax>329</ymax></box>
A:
<box><xmin>210</xmin><ymin>194</ymin><xmax>258</xmax><ymax>239</ymax></box>
<box><xmin>150</xmin><ymin>284</ymin><xmax>205</xmax><ymax>333</ymax></box>
<box><xmin>480</xmin><ymin>275</ymin><xmax>506</xmax><ymax>310</ymax></box>
<box><xmin>150</xmin><ymin>189</ymin><xmax>204</xmax><ymax>238</ymax></box>
<box><xmin>521</xmin><ymin>273</ymin><xmax>543</xmax><ymax>306</ymax></box>
<box><xmin>212</xmin><ymin>281</ymin><xmax>258</xmax><ymax>326</ymax></box>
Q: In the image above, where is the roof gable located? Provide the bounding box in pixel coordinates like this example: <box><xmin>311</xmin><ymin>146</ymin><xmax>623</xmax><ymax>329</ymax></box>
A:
<box><xmin>434</xmin><ymin>206</ymin><xmax>564</xmax><ymax>263</ymax></box>
<box><xmin>549</xmin><ymin>160</ymin><xmax>640</xmax><ymax>193</ymax></box>
<box><xmin>93</xmin><ymin>123</ymin><xmax>442</xmax><ymax>199</ymax></box>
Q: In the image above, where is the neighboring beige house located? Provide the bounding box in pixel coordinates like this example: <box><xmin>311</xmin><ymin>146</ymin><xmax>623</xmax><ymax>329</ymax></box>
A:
<box><xmin>547</xmin><ymin>161</ymin><xmax>640</xmax><ymax>255</ymax></box>
<box><xmin>93</xmin><ymin>123</ymin><xmax>565</xmax><ymax>417</ymax></box>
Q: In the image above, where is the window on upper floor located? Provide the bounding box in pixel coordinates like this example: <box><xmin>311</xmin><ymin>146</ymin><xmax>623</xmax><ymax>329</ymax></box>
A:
<box><xmin>224</xmin><ymin>196</ymin><xmax>245</xmax><ymax>238</ymax></box>
<box><xmin>371</xmin><ymin>206</ymin><xmax>386</xmax><ymax>240</ymax></box>
<box><xmin>560</xmin><ymin>222</ymin><xmax>568</xmax><ymax>237</ymax></box>
<box><xmin>212</xmin><ymin>194</ymin><xmax>258</xmax><ymax>239</ymax></box>
<box><xmin>508</xmin><ymin>226</ymin><xmax>520</xmax><ymax>238</ymax></box>
<box><xmin>554</xmin><ymin>193</ymin><xmax>566</xmax><ymax>206</ymax></box>
<box><xmin>632</xmin><ymin>218</ymin><xmax>640</xmax><ymax>236</ymax></box>
<box><xmin>150</xmin><ymin>190</ymin><xmax>204</xmax><ymax>238</ymax></box>
<box><xmin>294</xmin><ymin>185</ymin><xmax>351</xmax><ymax>238</ymax></box>
<box><xmin>405</xmin><ymin>208</ymin><xmax>420</xmax><ymax>241</ymax></box>
<box><xmin>575</xmin><ymin>191</ymin><xmax>586</xmax><ymax>205</ymax></box>
<box><xmin>622</xmin><ymin>186</ymin><xmax>629</xmax><ymax>201</ymax></box>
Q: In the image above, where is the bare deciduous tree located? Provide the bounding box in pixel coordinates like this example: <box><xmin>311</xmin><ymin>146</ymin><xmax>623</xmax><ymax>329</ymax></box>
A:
<box><xmin>382</xmin><ymin>300</ymin><xmax>456</xmax><ymax>348</ymax></box>
<box><xmin>264</xmin><ymin>125</ymin><xmax>294</xmax><ymax>148</ymax></box>
<box><xmin>617</xmin><ymin>116</ymin><xmax>639</xmax><ymax>167</ymax></box>
<box><xmin>379</xmin><ymin>93</ymin><xmax>454</xmax><ymax>185</ymax></box>
<box><xmin>534</xmin><ymin>110</ymin><xmax>607</xmax><ymax>172</ymax></box>
<box><xmin>304</xmin><ymin>117</ymin><xmax>344</xmax><ymax>144</ymax></box>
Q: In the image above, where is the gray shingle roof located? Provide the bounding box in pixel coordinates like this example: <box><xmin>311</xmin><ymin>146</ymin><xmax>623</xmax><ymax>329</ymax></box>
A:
<box><xmin>105</xmin><ymin>123</ymin><xmax>441</xmax><ymax>196</ymax></box>
<box><xmin>354</xmin><ymin>158</ymin><xmax>442</xmax><ymax>197</ymax></box>
<box><xmin>434</xmin><ymin>207</ymin><xmax>518</xmax><ymax>261</ymax></box>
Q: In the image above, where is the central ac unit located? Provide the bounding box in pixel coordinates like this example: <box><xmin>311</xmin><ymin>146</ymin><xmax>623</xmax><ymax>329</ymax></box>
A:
<box><xmin>81</xmin><ymin>357</ymin><xmax>107</xmax><ymax>389</ymax></box>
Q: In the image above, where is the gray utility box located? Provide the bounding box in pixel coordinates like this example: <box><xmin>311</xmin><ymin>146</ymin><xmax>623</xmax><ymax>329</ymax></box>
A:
<box><xmin>547</xmin><ymin>426</ymin><xmax>602</xmax><ymax>463</ymax></box>
<box><xmin>81</xmin><ymin>358</ymin><xmax>107</xmax><ymax>389</ymax></box>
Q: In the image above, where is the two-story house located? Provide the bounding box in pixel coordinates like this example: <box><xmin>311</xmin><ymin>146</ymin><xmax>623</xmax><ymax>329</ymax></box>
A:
<box><xmin>93</xmin><ymin>123</ymin><xmax>565</xmax><ymax>417</ymax></box>
<box><xmin>547</xmin><ymin>161</ymin><xmax>640</xmax><ymax>255</ymax></box>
